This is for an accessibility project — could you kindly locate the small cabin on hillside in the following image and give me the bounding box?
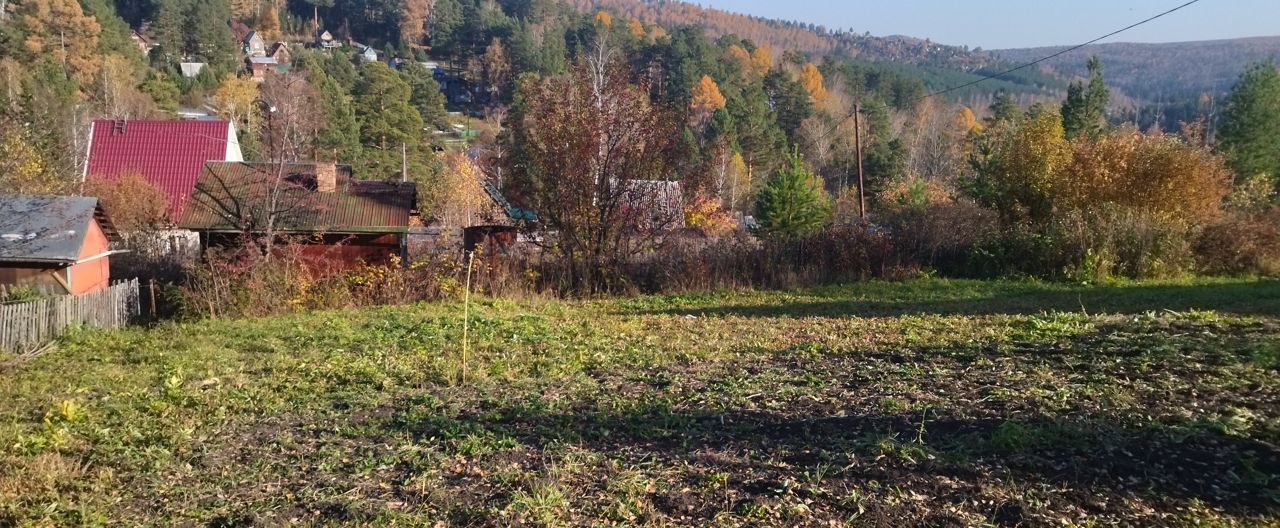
[244,31,266,57]
[0,196,122,295]
[267,42,292,64]
[316,30,339,50]
[178,161,417,271]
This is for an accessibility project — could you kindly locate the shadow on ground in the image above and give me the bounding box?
[628,279,1280,319]
[391,402,1278,517]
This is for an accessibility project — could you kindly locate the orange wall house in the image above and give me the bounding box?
[0,196,121,295]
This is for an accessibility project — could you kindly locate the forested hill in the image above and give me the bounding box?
[567,0,1065,99]
[994,37,1280,104]
[567,0,986,68]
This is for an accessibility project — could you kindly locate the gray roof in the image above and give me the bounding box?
[0,196,116,264]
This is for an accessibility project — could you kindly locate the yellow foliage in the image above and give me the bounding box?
[434,152,497,228]
[209,74,261,131]
[16,0,102,85]
[626,18,645,38]
[684,195,736,236]
[750,45,773,76]
[1061,128,1231,223]
[689,74,726,125]
[0,127,70,194]
[594,11,614,28]
[724,151,752,210]
[989,110,1071,220]
[953,107,982,135]
[800,63,827,104]
[258,5,281,39]
[724,45,752,78]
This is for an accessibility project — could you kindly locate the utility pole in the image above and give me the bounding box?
[853,103,866,220]
[401,142,407,183]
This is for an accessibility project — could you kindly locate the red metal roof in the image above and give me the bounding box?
[84,119,234,220]
[177,162,416,234]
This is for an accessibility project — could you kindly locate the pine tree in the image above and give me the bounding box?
[1218,61,1280,183]
[81,0,143,62]
[188,0,235,68]
[764,69,812,142]
[140,71,181,115]
[398,61,448,130]
[150,0,189,63]
[310,69,362,163]
[987,91,1021,127]
[354,62,431,181]
[754,149,830,237]
[1060,55,1109,139]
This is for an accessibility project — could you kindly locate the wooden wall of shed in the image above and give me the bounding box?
[69,218,113,294]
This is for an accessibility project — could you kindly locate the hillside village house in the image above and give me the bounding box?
[178,161,417,271]
[316,30,339,49]
[267,42,292,65]
[0,196,122,295]
[83,119,244,253]
[247,56,280,81]
[243,31,266,57]
[130,30,154,55]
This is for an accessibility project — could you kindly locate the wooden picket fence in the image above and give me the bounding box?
[0,279,140,353]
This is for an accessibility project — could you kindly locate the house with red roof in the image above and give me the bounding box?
[83,119,244,222]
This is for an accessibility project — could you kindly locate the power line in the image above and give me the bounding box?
[914,0,1206,102]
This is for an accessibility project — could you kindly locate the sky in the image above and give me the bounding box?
[695,0,1280,50]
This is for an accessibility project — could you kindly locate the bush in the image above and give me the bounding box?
[176,240,541,319]
[965,207,1195,281]
[1195,207,1280,276]
[876,178,997,273]
[628,225,912,293]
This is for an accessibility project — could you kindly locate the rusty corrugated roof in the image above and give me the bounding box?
[177,162,415,234]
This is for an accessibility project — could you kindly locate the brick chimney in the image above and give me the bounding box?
[315,161,337,193]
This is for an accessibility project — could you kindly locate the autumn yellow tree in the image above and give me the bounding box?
[594,11,613,28]
[800,63,827,104]
[750,45,773,76]
[433,152,497,228]
[689,74,726,127]
[95,54,158,119]
[16,0,102,85]
[0,125,70,195]
[724,45,752,79]
[974,109,1071,222]
[401,0,432,46]
[626,18,645,39]
[209,74,261,134]
[258,3,282,40]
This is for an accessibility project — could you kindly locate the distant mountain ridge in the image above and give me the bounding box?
[572,0,1277,109]
[569,0,1065,99]
[994,37,1280,104]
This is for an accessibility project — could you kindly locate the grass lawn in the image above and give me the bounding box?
[2,278,1278,526]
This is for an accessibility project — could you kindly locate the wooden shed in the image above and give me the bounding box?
[0,196,123,295]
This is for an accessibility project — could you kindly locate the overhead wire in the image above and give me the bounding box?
[912,0,1207,102]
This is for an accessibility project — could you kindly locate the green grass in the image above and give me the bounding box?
[2,277,1278,526]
